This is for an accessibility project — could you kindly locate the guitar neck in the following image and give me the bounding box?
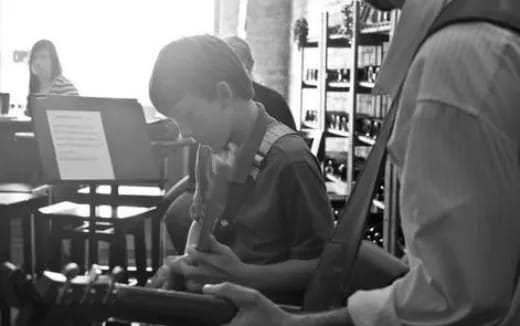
[0,262,301,326]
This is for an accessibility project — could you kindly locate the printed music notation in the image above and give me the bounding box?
[47,110,115,180]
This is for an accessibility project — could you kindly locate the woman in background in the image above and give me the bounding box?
[26,39,79,116]
[28,39,78,96]
[27,39,80,201]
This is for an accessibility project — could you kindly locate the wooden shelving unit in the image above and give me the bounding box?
[298,1,399,251]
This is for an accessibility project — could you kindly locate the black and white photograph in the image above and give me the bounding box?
[0,0,519,325]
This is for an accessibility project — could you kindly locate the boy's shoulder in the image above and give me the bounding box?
[267,133,317,166]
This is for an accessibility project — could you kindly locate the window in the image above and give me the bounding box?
[0,0,215,111]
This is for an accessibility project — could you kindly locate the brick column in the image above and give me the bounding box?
[215,0,241,37]
[245,0,292,100]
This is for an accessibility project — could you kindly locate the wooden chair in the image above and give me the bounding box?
[35,200,156,285]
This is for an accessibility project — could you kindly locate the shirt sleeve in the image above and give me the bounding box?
[348,101,520,326]
[279,155,334,260]
[50,76,79,96]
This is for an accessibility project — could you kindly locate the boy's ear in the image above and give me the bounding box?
[215,81,233,110]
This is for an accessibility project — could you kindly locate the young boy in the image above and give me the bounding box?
[148,35,333,304]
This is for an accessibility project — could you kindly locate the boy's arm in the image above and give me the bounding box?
[240,258,319,291]
[234,158,333,291]
[181,235,319,292]
[280,159,334,262]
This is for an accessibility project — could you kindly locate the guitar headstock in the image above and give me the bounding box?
[0,262,124,326]
[0,262,62,326]
[196,145,230,252]
[36,269,109,304]
[0,262,40,310]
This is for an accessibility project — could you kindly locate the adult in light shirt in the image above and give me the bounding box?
[223,36,297,130]
[202,0,520,325]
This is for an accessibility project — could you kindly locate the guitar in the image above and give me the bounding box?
[189,145,230,252]
[0,262,236,326]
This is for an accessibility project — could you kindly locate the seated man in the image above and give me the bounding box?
[223,36,297,130]
[148,35,334,304]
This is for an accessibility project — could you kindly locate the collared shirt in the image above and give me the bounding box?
[373,0,449,98]
[191,104,334,265]
[348,17,520,326]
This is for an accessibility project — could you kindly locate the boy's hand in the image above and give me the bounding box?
[203,282,293,326]
[184,236,248,286]
[147,255,194,290]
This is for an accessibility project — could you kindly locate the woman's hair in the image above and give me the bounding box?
[149,34,254,115]
[28,39,63,94]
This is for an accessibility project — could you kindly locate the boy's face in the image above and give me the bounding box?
[167,93,233,151]
[31,49,53,80]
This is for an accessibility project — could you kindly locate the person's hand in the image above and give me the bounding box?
[203,282,294,326]
[184,235,248,287]
[147,255,194,290]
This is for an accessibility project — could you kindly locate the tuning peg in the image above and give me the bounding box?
[102,266,125,304]
[87,264,102,281]
[80,264,102,304]
[56,262,80,304]
[110,266,125,283]
[63,262,80,280]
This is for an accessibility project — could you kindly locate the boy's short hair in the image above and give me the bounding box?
[149,34,254,115]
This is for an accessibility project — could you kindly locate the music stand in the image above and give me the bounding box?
[32,95,162,269]
[32,95,160,184]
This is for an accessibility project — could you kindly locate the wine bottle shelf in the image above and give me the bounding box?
[357,134,376,146]
[360,22,391,34]
[302,81,318,89]
[327,128,349,137]
[297,3,396,252]
[358,81,376,89]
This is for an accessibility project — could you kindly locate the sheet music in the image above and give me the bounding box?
[47,110,115,180]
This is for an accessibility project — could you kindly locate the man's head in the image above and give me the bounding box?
[149,35,254,150]
[364,0,405,11]
[223,36,255,77]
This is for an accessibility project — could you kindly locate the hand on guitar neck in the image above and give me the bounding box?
[148,222,247,292]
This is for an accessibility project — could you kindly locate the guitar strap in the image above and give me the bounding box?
[303,0,520,311]
[213,121,296,244]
